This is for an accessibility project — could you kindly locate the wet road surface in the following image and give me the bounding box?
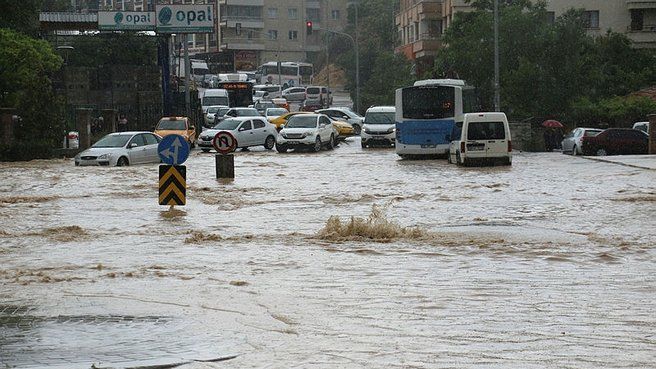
[1,140,655,368]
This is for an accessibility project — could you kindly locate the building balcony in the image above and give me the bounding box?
[395,33,442,59]
[627,0,656,9]
[395,1,442,26]
[626,27,656,48]
[220,16,264,29]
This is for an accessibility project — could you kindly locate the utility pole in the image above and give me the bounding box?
[355,2,360,113]
[493,0,500,112]
[184,34,191,116]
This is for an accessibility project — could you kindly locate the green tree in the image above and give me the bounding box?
[0,28,64,159]
[0,0,42,36]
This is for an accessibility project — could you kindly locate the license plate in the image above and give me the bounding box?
[468,145,484,151]
[287,141,300,145]
[373,136,386,139]
[420,144,436,148]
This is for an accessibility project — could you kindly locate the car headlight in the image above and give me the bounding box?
[363,127,372,134]
[387,127,396,134]
[98,153,111,160]
[303,131,313,138]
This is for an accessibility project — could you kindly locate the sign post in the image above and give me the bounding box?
[158,134,190,206]
[212,131,237,179]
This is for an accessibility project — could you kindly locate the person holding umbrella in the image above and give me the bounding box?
[542,119,564,151]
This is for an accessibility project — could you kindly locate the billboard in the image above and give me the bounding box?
[98,11,156,31]
[155,5,215,34]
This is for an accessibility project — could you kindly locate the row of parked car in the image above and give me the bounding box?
[561,123,651,156]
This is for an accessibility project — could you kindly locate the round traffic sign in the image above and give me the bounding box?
[212,131,237,154]
[158,134,190,165]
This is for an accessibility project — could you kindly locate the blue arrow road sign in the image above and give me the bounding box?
[158,134,190,165]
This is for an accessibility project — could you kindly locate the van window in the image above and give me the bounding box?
[467,121,505,140]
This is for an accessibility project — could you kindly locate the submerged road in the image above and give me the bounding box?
[1,140,655,368]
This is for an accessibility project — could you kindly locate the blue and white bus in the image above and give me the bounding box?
[395,79,477,158]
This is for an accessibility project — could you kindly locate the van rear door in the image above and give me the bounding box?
[465,120,507,158]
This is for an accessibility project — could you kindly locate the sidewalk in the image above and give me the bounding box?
[583,154,656,170]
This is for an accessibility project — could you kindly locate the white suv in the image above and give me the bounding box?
[361,106,396,148]
[276,114,337,152]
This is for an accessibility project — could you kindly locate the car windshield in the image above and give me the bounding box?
[365,112,395,124]
[92,134,131,148]
[213,119,242,130]
[156,119,186,130]
[207,107,221,114]
[286,116,318,128]
[584,130,602,137]
[267,108,287,116]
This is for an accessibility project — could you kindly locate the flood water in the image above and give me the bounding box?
[1,140,655,368]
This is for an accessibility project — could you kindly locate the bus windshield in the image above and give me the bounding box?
[402,86,455,119]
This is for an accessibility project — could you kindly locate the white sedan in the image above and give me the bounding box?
[74,131,161,166]
[276,114,337,153]
[197,116,277,152]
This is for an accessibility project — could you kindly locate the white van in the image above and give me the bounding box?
[448,112,512,166]
[253,84,283,98]
[361,106,396,148]
[201,89,229,111]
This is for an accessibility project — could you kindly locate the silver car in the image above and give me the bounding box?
[282,86,307,101]
[74,132,162,167]
[561,127,603,155]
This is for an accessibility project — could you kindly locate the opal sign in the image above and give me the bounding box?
[98,11,156,31]
[155,5,215,34]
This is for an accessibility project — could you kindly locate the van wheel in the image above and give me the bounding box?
[447,153,452,164]
[264,135,276,150]
[361,141,367,149]
[572,145,578,156]
[456,151,463,166]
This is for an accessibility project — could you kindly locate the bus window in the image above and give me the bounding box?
[402,86,455,119]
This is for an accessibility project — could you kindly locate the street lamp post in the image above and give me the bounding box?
[493,0,500,112]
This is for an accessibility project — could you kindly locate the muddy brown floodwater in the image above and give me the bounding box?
[1,139,655,369]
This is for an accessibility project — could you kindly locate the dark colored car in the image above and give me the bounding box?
[581,128,648,156]
[300,98,323,112]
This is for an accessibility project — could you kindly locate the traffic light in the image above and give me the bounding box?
[236,22,242,36]
[306,21,313,35]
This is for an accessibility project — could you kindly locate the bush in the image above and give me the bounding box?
[0,141,55,161]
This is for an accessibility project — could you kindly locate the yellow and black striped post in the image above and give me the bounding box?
[159,165,186,206]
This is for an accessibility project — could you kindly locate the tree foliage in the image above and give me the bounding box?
[0,0,42,36]
[67,33,158,67]
[434,1,656,125]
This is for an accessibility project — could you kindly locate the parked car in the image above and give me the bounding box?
[581,128,649,156]
[361,106,396,148]
[561,127,603,155]
[276,114,338,153]
[448,112,512,166]
[204,105,229,127]
[154,116,196,148]
[197,116,277,152]
[282,86,307,101]
[75,132,161,167]
[252,90,269,103]
[269,111,311,130]
[633,121,650,135]
[316,107,364,134]
[265,108,289,122]
[328,117,355,139]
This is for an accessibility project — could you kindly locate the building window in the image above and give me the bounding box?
[288,8,298,20]
[226,5,262,19]
[268,7,278,19]
[582,10,599,29]
[268,30,278,40]
[630,9,644,31]
[289,30,298,40]
[331,10,340,20]
[307,8,320,22]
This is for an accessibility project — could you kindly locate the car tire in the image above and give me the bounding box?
[447,153,452,164]
[596,148,607,156]
[572,145,578,156]
[116,157,129,167]
[353,124,361,135]
[314,137,322,152]
[264,135,276,150]
[276,143,288,153]
[361,141,367,149]
[456,151,463,166]
[327,134,335,150]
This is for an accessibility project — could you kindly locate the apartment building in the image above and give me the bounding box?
[219,0,349,70]
[396,0,656,70]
